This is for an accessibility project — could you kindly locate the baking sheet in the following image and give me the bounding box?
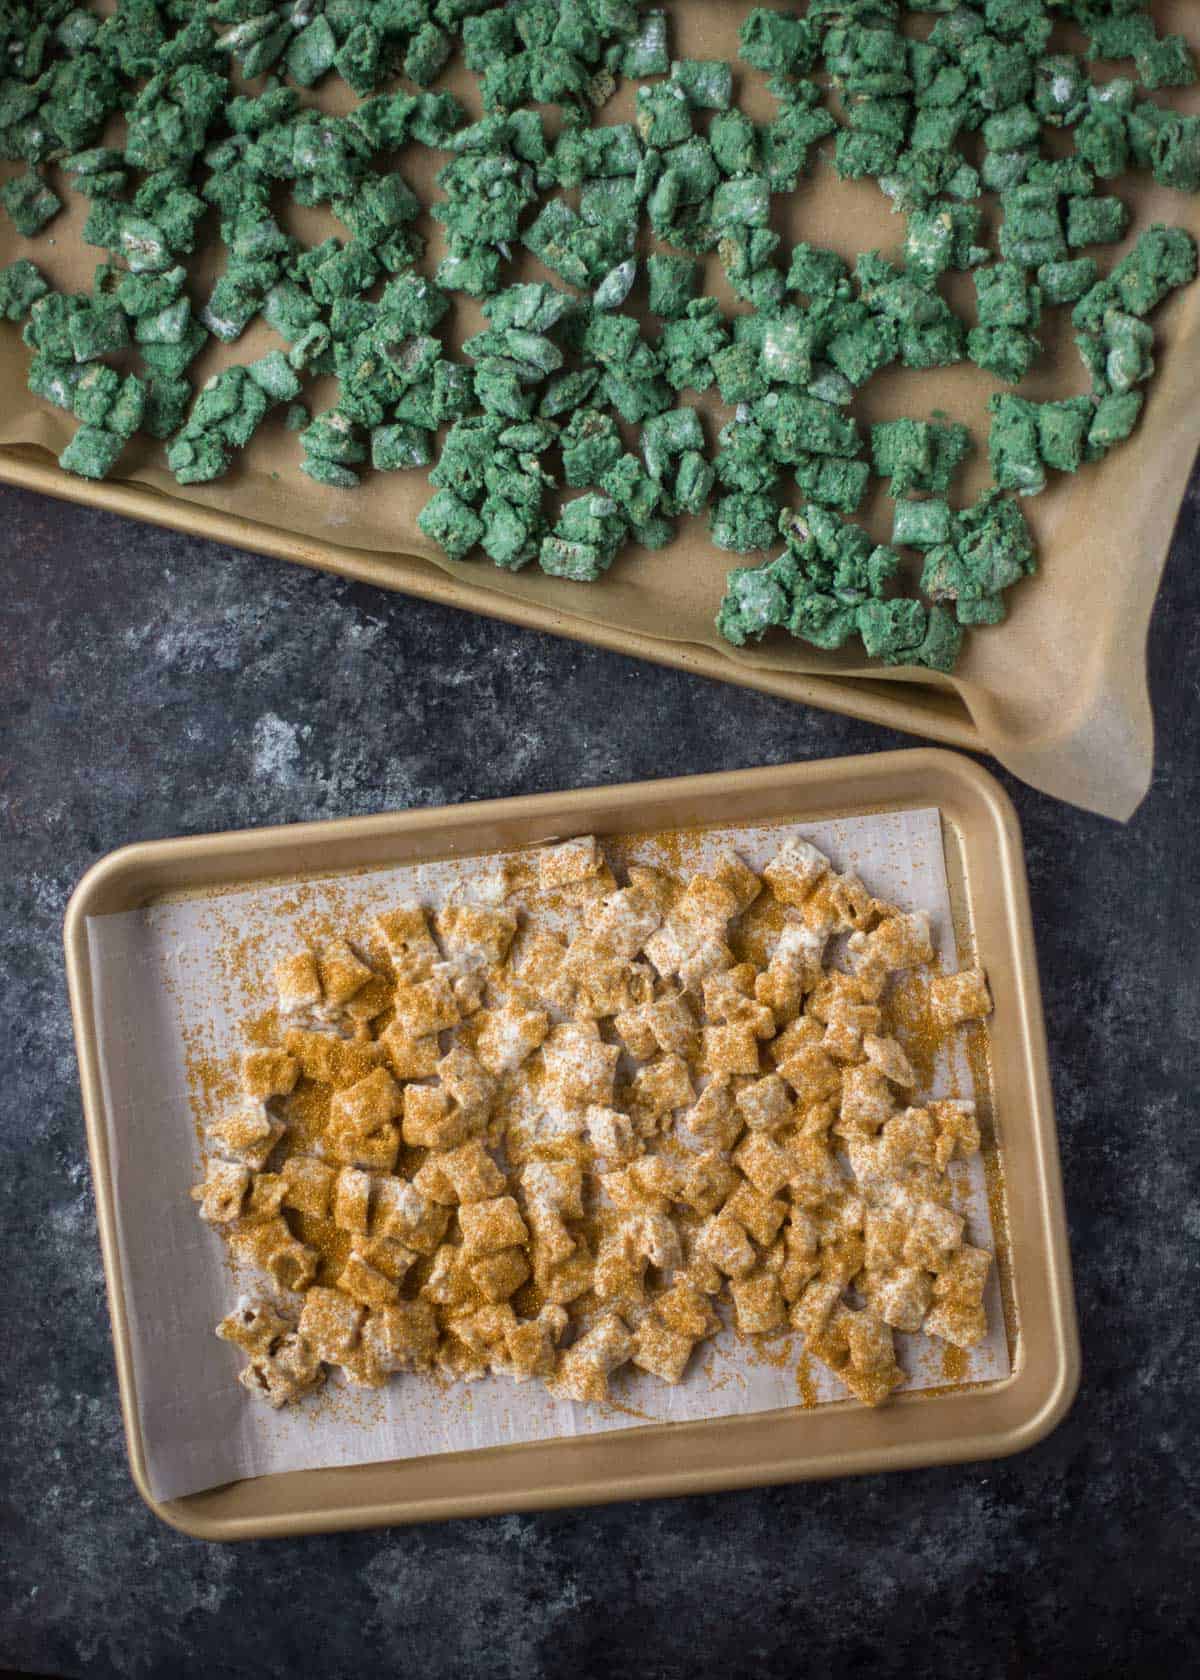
[86,804,1008,1504]
[4,4,1200,818]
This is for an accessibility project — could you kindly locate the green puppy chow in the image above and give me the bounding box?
[1,0,1198,674]
[0,259,48,321]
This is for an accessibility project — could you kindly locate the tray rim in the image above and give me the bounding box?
[63,747,1079,1539]
[3,448,980,751]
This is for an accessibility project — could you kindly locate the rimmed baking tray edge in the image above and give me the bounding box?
[64,747,1078,1539]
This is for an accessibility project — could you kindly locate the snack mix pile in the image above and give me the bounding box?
[192,834,994,1411]
[2,1,1198,669]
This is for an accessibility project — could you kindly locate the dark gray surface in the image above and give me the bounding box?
[1,479,1196,1680]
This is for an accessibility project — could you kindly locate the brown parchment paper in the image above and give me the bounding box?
[2,1,1198,819]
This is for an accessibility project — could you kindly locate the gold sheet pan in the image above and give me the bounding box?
[64,749,1079,1538]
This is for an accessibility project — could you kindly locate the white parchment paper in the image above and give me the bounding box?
[86,806,1009,1502]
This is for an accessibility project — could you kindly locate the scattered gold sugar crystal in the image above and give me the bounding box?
[193,834,994,1412]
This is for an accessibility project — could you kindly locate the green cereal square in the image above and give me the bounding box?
[760,314,813,385]
[68,302,130,363]
[710,110,759,177]
[967,325,1040,384]
[716,561,792,647]
[999,186,1067,265]
[738,9,816,76]
[1037,258,1099,305]
[795,455,869,514]
[927,423,972,494]
[2,171,62,236]
[856,598,927,664]
[892,498,953,549]
[672,59,733,111]
[299,455,359,489]
[673,449,715,515]
[405,23,452,87]
[1088,390,1143,451]
[72,364,120,427]
[367,422,432,472]
[709,491,779,554]
[1034,398,1092,474]
[59,424,124,480]
[711,176,770,231]
[1066,195,1129,249]
[988,395,1046,496]
[648,254,699,319]
[975,262,1039,328]
[872,418,933,495]
[480,496,540,570]
[712,342,768,405]
[786,244,850,299]
[635,82,692,148]
[1137,37,1197,93]
[826,316,898,386]
[286,16,337,86]
[106,375,147,440]
[0,259,48,320]
[622,11,669,79]
[419,488,484,558]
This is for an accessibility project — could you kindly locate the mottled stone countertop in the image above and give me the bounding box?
[1,482,1196,1680]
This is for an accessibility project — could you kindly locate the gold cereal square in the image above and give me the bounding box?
[723,1181,788,1246]
[274,948,322,1015]
[392,972,461,1036]
[681,1078,744,1151]
[362,1301,439,1372]
[333,1166,372,1235]
[318,938,375,1009]
[331,1067,403,1131]
[297,1286,363,1364]
[435,903,518,967]
[930,968,993,1027]
[375,906,439,976]
[241,1048,299,1099]
[762,839,829,905]
[472,1004,549,1077]
[731,1271,786,1335]
[680,1148,740,1215]
[631,1318,696,1385]
[630,1053,694,1120]
[702,1022,761,1076]
[379,1021,441,1079]
[503,1317,558,1381]
[470,1247,532,1303]
[655,1280,720,1339]
[537,836,602,888]
[339,1251,399,1308]
[459,1194,530,1253]
[402,1085,472,1150]
[713,850,762,912]
[733,1133,792,1198]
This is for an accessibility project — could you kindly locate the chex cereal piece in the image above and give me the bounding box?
[553,1315,634,1404]
[631,1318,698,1385]
[298,1286,363,1365]
[929,968,993,1027]
[208,1103,285,1171]
[318,939,375,1012]
[375,906,440,979]
[191,1158,250,1224]
[274,949,322,1018]
[241,1048,299,1099]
